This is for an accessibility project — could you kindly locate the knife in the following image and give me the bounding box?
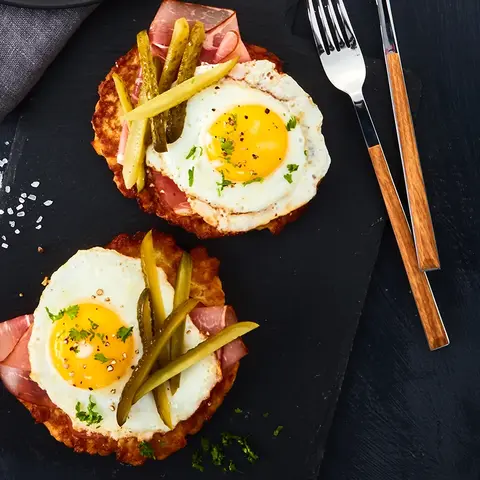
[376,0,440,272]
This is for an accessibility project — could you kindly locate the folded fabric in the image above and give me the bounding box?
[0,4,96,122]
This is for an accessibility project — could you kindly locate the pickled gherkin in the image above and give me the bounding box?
[140,230,166,326]
[158,18,190,94]
[116,299,199,426]
[133,322,259,404]
[112,73,133,118]
[139,231,171,427]
[124,58,239,122]
[167,21,206,143]
[170,252,193,394]
[122,115,148,189]
[121,83,148,191]
[137,288,153,347]
[137,30,167,152]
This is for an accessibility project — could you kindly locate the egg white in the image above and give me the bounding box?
[147,60,331,232]
[29,247,222,441]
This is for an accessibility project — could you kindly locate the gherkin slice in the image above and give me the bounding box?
[124,58,239,122]
[167,21,206,143]
[133,322,259,404]
[137,30,167,152]
[117,299,199,426]
[170,252,193,394]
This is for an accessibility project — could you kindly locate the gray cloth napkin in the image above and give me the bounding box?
[0,4,96,122]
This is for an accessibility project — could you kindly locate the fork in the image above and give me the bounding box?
[307,0,449,350]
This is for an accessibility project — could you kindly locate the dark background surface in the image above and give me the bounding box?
[0,0,478,479]
[321,0,480,479]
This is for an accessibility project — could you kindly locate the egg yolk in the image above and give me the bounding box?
[206,105,288,183]
[50,303,134,390]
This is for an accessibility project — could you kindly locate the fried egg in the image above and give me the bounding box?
[147,60,331,232]
[29,248,221,440]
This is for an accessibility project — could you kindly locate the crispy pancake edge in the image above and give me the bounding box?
[21,230,238,465]
[91,45,306,239]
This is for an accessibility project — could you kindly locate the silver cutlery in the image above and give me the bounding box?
[306,0,449,350]
[376,0,440,272]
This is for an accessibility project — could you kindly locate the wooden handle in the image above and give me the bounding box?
[386,52,440,271]
[368,145,449,350]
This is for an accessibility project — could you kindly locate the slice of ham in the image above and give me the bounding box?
[154,172,193,215]
[149,0,251,63]
[190,306,248,371]
[2,324,32,370]
[0,314,33,362]
[0,365,52,407]
[0,316,53,408]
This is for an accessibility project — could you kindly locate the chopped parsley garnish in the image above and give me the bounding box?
[88,318,99,330]
[75,396,103,426]
[201,437,210,453]
[221,433,259,464]
[70,346,79,354]
[96,332,105,343]
[192,451,204,472]
[217,171,233,195]
[286,115,297,131]
[273,425,284,437]
[234,408,243,414]
[243,177,263,186]
[211,444,225,466]
[116,326,133,343]
[69,328,90,342]
[186,145,203,160]
[263,412,270,418]
[304,149,308,156]
[220,137,234,156]
[188,166,195,187]
[46,304,79,322]
[284,164,299,184]
[225,460,237,472]
[94,353,111,364]
[139,441,156,459]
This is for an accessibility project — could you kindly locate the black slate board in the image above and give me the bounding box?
[0,0,413,478]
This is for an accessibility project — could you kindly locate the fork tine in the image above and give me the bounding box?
[316,0,336,53]
[324,0,346,48]
[331,0,356,47]
[306,0,327,54]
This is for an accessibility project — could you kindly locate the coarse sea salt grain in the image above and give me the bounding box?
[36,216,43,223]
[28,194,36,201]
[1,243,8,249]
[0,158,7,168]
[44,200,53,207]
[1,235,5,241]
[31,181,40,188]
[0,209,3,215]
[17,211,25,217]
[4,141,9,146]
[9,221,14,228]
[5,186,10,193]
[7,208,13,215]
[14,229,20,234]
[18,198,25,204]
[16,204,23,211]
[21,193,27,198]
[35,224,42,230]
